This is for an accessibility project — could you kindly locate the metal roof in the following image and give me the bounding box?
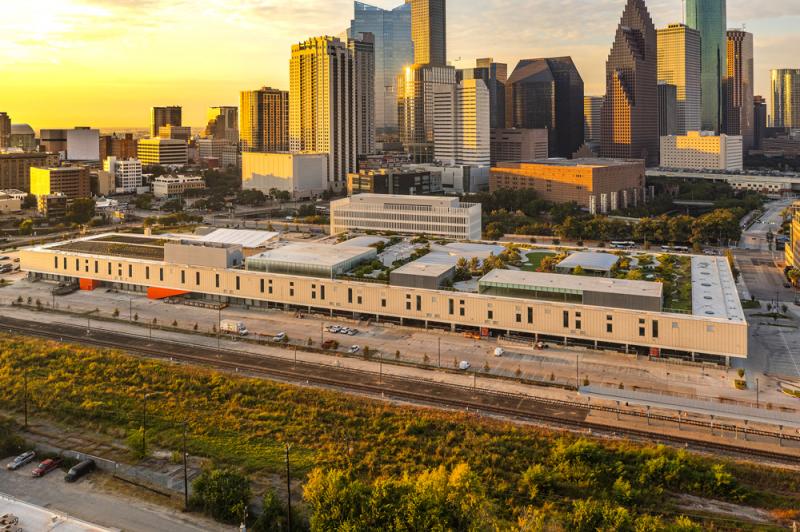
[195,228,278,249]
[479,269,663,298]
[249,243,376,268]
[691,256,745,322]
[556,251,620,272]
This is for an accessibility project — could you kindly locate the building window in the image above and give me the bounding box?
[460,307,465,317]
[159,268,164,281]
[180,271,185,284]
[416,295,421,311]
[527,307,533,324]
[75,259,79,270]
[652,320,659,338]
[236,276,240,290]
[260,279,265,293]
[357,296,363,305]
[196,272,201,286]
[563,311,569,328]
[145,266,150,280]
[488,310,494,320]
[381,299,387,307]
[406,301,411,311]
[515,313,521,323]
[63,257,67,270]
[107,262,111,274]
[321,285,326,300]
[348,288,353,303]
[639,326,646,337]
[449,299,454,315]
[129,265,133,277]
[269,280,273,294]
[606,323,613,333]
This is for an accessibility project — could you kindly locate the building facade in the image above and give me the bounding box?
[150,106,182,138]
[398,64,457,163]
[584,96,603,143]
[137,138,188,166]
[506,57,585,158]
[158,125,191,141]
[433,78,490,168]
[0,152,59,191]
[0,112,10,149]
[103,157,142,192]
[66,127,100,161]
[240,87,289,153]
[411,0,446,67]
[348,1,413,134]
[490,128,549,165]
[686,0,727,132]
[205,106,239,144]
[490,158,645,214]
[349,34,377,156]
[39,129,67,155]
[600,0,659,166]
[753,95,767,149]
[459,59,507,130]
[725,30,754,150]
[30,166,91,200]
[347,168,440,195]
[99,133,138,161]
[660,131,743,171]
[152,175,205,198]
[197,139,238,168]
[771,69,800,129]
[786,202,800,270]
[9,125,36,152]
[657,82,678,136]
[241,152,328,199]
[330,193,482,240]
[657,23,702,135]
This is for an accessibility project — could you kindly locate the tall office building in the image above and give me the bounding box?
[349,34,377,155]
[411,0,446,66]
[771,69,800,129]
[657,23,701,135]
[99,133,138,161]
[205,106,239,144]
[724,30,754,150]
[240,87,289,153]
[348,1,412,134]
[0,113,10,149]
[458,59,507,130]
[658,83,678,136]
[398,0,455,163]
[753,95,767,149]
[506,57,584,158]
[433,78,490,167]
[150,106,182,138]
[290,36,373,188]
[600,0,659,165]
[686,0,727,132]
[584,96,603,143]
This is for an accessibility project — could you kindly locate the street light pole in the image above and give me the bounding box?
[756,377,760,408]
[23,369,28,428]
[182,421,189,511]
[285,444,292,532]
[576,354,580,389]
[438,337,441,368]
[217,307,221,349]
[142,392,148,456]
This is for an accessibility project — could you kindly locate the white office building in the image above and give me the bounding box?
[241,152,328,199]
[152,175,205,198]
[660,131,743,171]
[433,78,490,169]
[330,193,482,240]
[66,127,100,161]
[103,157,142,192]
[137,138,188,167]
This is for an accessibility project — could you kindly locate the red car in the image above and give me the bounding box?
[32,458,62,478]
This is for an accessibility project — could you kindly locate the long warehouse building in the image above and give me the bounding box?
[19,233,747,363]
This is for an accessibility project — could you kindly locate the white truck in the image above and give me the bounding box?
[220,320,248,336]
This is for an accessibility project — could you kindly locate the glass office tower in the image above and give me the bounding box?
[349,1,413,134]
[686,0,727,133]
[771,69,800,129]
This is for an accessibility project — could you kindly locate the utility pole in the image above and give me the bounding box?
[217,307,221,349]
[183,421,189,511]
[438,337,441,368]
[576,354,580,389]
[23,369,28,428]
[142,391,148,456]
[285,444,292,532]
[756,377,760,408]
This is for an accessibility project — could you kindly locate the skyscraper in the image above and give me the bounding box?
[398,0,455,163]
[771,69,800,129]
[433,78,490,167]
[686,0,727,132]
[290,36,373,188]
[458,59,507,130]
[240,87,289,153]
[349,33,377,155]
[150,106,182,138]
[657,23,701,135]
[753,95,767,149]
[658,82,678,136]
[348,1,412,134]
[506,57,584,158]
[600,0,659,165]
[584,96,603,143]
[0,113,10,149]
[205,106,239,144]
[724,30,754,150]
[411,0,446,66]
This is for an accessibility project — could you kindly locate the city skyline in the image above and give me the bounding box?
[1,0,797,128]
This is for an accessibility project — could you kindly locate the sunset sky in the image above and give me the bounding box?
[1,0,797,129]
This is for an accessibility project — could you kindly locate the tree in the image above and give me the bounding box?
[236,189,267,207]
[162,198,185,213]
[572,265,586,276]
[66,198,96,224]
[787,268,800,287]
[18,218,33,235]
[22,194,36,209]
[190,469,252,524]
[126,427,146,459]
[134,194,154,210]
[252,488,295,532]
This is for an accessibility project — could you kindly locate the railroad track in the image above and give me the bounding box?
[1,315,799,466]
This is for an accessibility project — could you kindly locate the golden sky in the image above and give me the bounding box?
[1,0,797,129]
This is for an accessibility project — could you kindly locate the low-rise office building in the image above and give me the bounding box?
[158,125,192,141]
[246,243,376,279]
[0,152,59,190]
[0,191,22,213]
[347,168,440,196]
[19,233,749,363]
[30,166,91,200]
[137,138,188,166]
[490,128,549,165]
[36,193,67,217]
[197,139,238,168]
[65,127,100,161]
[152,175,205,198]
[490,158,645,214]
[330,194,482,240]
[660,131,743,171]
[103,157,142,192]
[241,152,327,199]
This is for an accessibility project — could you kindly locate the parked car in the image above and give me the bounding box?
[329,326,341,333]
[493,347,505,357]
[6,450,35,470]
[220,320,248,336]
[458,360,471,370]
[348,345,360,354]
[347,329,358,336]
[338,327,350,335]
[32,458,62,478]
[272,332,287,342]
[65,459,96,482]
[0,256,9,261]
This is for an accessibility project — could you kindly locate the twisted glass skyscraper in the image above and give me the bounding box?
[686,0,726,133]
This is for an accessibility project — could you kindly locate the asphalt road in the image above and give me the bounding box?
[0,460,227,532]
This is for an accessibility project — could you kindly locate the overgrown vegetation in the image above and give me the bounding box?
[0,336,798,529]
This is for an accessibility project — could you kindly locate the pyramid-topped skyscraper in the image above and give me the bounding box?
[600,0,659,166]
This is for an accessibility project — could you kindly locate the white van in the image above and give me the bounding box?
[220,320,248,336]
